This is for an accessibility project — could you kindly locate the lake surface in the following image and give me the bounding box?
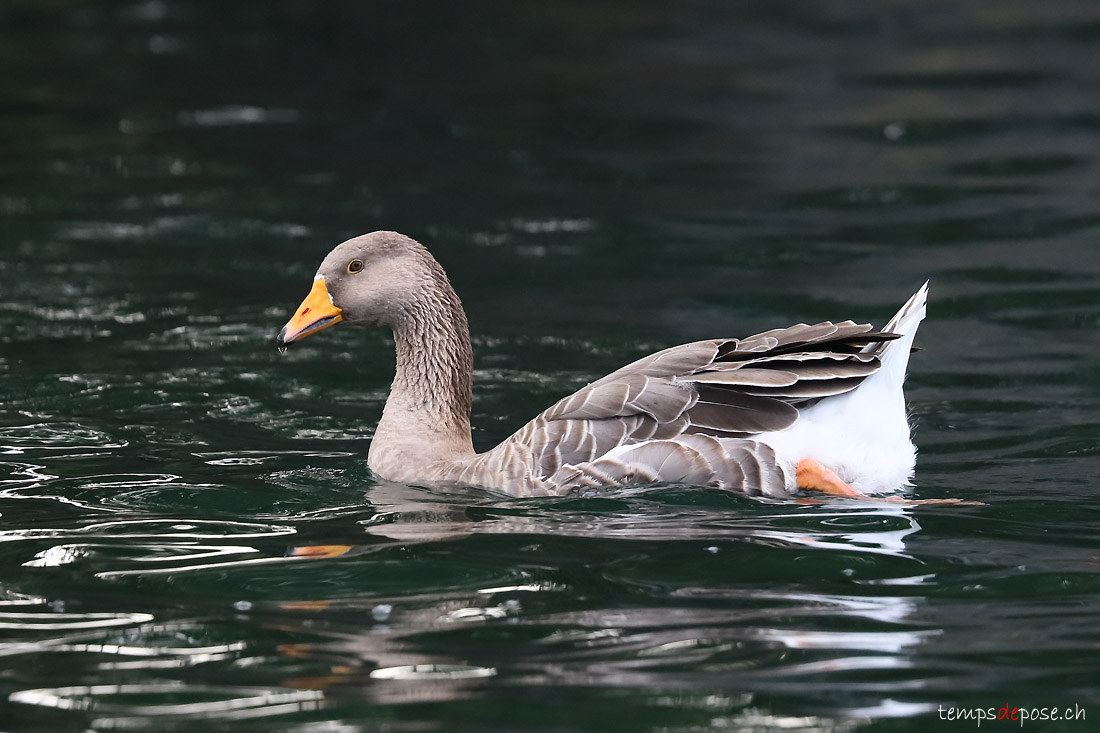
[2,1,1099,731]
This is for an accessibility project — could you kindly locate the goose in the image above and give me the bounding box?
[276,231,946,502]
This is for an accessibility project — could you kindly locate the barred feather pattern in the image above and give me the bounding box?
[453,320,902,497]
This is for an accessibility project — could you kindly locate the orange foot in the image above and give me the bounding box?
[796,458,861,497]
[794,458,983,505]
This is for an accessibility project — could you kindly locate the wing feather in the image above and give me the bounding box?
[488,318,900,493]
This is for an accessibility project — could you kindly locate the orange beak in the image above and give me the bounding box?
[277,277,343,349]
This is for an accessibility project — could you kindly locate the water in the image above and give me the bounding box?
[2,1,1099,730]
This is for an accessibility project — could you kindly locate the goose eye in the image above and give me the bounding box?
[347,259,364,274]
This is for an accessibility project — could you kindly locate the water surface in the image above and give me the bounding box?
[2,1,1099,731]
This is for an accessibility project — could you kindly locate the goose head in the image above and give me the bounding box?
[276,231,436,348]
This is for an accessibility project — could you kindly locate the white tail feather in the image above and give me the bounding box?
[863,279,928,408]
[754,283,929,492]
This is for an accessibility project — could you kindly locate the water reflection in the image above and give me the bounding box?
[2,452,1089,723]
[10,682,324,722]
[0,423,126,455]
[0,460,57,488]
[0,586,48,606]
[0,611,155,631]
[5,480,941,713]
[1,518,295,542]
[358,481,925,551]
[162,486,934,709]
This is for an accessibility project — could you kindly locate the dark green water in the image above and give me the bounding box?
[2,1,1099,731]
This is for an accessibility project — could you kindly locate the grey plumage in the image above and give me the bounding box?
[466,324,900,497]
[279,231,923,500]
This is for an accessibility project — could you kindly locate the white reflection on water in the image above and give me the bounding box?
[0,619,242,659]
[369,664,497,680]
[0,611,154,630]
[2,636,244,670]
[1,518,294,543]
[97,552,326,579]
[10,681,323,718]
[477,583,563,594]
[2,517,300,577]
[750,506,922,557]
[439,602,520,623]
[758,628,937,653]
[24,543,260,568]
[0,461,57,486]
[0,470,225,514]
[22,543,87,567]
[360,480,924,556]
[0,586,47,606]
[0,422,126,455]
[87,642,244,670]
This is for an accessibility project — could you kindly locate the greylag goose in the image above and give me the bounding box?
[277,231,931,500]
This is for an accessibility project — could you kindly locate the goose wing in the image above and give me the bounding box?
[488,320,899,488]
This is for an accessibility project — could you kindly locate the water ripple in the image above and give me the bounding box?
[1,518,294,542]
[369,664,497,681]
[0,422,126,455]
[9,682,324,719]
[3,0,1100,728]
[0,611,154,631]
